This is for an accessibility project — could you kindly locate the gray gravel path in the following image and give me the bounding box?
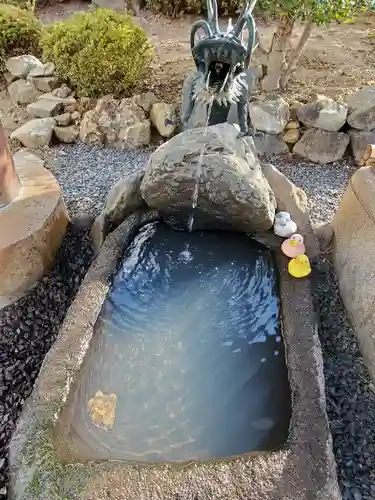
[47,143,357,225]
[1,143,374,500]
[266,154,358,225]
[46,143,155,217]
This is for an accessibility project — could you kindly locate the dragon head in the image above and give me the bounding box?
[190,0,257,107]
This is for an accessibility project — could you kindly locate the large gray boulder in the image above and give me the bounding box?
[90,170,146,254]
[140,123,276,233]
[7,79,40,105]
[80,95,151,150]
[10,118,55,149]
[293,128,349,164]
[249,96,289,135]
[345,85,375,113]
[347,105,375,131]
[253,132,289,155]
[349,129,375,165]
[296,96,347,132]
[5,55,43,78]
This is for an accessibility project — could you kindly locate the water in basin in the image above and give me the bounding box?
[57,222,291,462]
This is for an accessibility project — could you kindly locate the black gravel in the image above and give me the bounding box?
[0,144,374,500]
[0,224,94,499]
[312,259,375,500]
[271,153,375,500]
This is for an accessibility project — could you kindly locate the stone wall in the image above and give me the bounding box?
[6,55,375,164]
[5,55,179,151]
[249,91,375,164]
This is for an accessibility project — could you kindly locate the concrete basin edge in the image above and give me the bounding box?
[8,218,341,500]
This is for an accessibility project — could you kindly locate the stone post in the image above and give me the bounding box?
[0,133,69,309]
[0,122,21,206]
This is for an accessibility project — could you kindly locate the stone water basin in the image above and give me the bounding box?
[9,210,341,500]
[55,222,291,463]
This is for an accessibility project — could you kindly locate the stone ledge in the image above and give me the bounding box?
[5,51,375,165]
[9,211,340,500]
[0,151,69,308]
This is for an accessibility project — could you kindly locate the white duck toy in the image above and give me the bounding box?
[273,211,297,238]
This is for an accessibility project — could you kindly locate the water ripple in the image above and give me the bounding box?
[60,223,291,462]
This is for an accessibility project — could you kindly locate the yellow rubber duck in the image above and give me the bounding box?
[288,254,311,279]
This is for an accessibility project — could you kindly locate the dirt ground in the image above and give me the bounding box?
[2,2,375,136]
[37,2,375,102]
[136,11,375,104]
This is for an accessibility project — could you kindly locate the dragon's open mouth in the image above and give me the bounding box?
[205,61,232,93]
[193,59,246,107]
[192,36,248,106]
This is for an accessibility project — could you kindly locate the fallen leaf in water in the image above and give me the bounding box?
[87,390,117,430]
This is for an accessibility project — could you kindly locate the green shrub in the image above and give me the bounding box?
[144,0,201,15]
[144,0,269,16]
[0,0,35,10]
[144,0,251,16]
[40,8,155,97]
[0,3,41,73]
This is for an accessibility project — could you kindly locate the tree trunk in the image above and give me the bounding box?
[280,19,314,89]
[261,15,294,92]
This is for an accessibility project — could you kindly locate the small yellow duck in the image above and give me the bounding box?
[288,254,312,279]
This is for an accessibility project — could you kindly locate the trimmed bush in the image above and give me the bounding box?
[0,3,41,73]
[40,8,155,97]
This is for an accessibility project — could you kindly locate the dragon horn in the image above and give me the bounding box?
[232,0,257,38]
[206,0,219,34]
[244,13,256,69]
[190,20,213,53]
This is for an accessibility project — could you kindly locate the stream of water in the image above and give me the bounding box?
[187,97,214,232]
[57,223,291,463]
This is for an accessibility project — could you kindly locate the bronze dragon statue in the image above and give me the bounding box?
[181,0,258,137]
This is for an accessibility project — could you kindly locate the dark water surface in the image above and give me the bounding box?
[59,223,291,462]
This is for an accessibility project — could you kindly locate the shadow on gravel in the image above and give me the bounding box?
[312,257,375,500]
[0,223,94,499]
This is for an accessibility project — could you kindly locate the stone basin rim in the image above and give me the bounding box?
[8,208,341,500]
